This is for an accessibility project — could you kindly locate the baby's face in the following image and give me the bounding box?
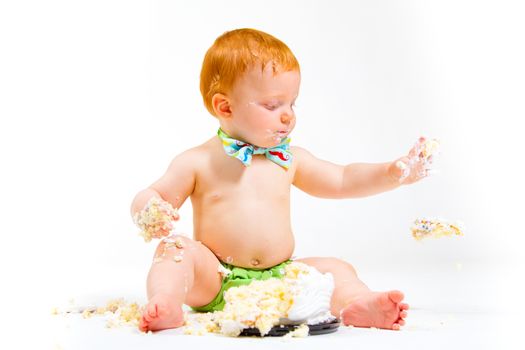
[227,64,300,148]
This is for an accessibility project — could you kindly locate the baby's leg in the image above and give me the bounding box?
[297,257,408,330]
[139,235,222,332]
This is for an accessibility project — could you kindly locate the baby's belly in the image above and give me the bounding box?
[193,203,295,269]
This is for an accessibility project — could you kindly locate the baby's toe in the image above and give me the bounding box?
[139,317,149,331]
[387,290,404,304]
[147,304,159,318]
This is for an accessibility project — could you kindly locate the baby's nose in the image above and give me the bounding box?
[281,113,294,124]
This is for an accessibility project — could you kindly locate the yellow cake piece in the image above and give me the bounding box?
[133,197,179,242]
[420,139,440,160]
[67,298,143,328]
[411,218,464,240]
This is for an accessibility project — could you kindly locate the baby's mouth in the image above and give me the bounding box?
[275,130,290,140]
[266,129,290,143]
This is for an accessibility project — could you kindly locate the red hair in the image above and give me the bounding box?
[200,28,300,116]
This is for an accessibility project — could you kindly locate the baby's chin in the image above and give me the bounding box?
[255,139,285,148]
[253,134,290,148]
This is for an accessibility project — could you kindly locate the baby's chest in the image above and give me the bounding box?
[197,156,293,199]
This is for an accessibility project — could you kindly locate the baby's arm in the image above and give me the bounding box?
[130,149,197,237]
[292,139,431,199]
[292,147,399,198]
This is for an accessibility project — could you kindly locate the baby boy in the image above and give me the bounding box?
[131,28,431,332]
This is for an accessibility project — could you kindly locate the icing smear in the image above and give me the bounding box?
[282,264,335,325]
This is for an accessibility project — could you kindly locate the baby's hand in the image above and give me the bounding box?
[134,197,180,242]
[389,137,440,185]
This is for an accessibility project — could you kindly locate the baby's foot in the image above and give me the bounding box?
[139,293,184,332]
[340,290,409,330]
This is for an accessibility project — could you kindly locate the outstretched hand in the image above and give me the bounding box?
[388,137,439,185]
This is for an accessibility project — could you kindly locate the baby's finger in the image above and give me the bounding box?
[395,157,411,182]
[152,228,171,239]
[408,137,426,158]
[395,158,409,172]
[414,164,428,180]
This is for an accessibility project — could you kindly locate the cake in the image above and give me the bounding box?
[419,138,440,161]
[184,262,335,337]
[53,298,143,329]
[411,218,464,240]
[133,197,179,242]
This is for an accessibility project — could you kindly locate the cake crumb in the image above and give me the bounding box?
[217,264,232,277]
[134,197,179,242]
[411,218,464,240]
[82,309,94,319]
[174,237,185,248]
[70,298,144,329]
[284,324,309,338]
[420,138,440,159]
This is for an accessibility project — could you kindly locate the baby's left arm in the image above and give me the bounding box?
[292,138,434,198]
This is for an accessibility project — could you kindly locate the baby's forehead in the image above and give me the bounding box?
[244,62,290,79]
[237,64,300,94]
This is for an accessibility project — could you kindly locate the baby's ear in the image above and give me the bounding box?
[212,93,232,118]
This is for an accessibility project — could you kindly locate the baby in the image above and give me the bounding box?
[131,28,432,332]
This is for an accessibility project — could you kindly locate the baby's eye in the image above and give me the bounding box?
[264,103,280,111]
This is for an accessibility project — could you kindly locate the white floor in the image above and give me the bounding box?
[44,261,522,350]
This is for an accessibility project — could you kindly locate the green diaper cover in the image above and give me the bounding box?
[191,260,292,313]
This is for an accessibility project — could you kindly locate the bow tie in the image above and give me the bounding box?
[217,128,293,170]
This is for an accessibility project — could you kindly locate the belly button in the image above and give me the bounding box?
[250,259,260,267]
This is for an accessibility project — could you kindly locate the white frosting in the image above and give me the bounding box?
[185,262,335,337]
[219,319,245,337]
[283,264,335,325]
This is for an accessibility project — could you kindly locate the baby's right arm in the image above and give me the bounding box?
[130,149,198,239]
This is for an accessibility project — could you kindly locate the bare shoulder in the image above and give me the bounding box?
[166,137,215,171]
[290,145,313,169]
[288,145,311,181]
[149,137,216,202]
[290,145,311,160]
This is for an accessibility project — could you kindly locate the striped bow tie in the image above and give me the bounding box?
[217,128,292,170]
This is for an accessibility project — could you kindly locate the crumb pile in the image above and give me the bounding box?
[411,218,464,240]
[52,298,143,329]
[133,197,179,242]
[82,298,143,328]
[184,262,335,337]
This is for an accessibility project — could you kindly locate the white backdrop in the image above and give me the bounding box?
[1,0,524,329]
